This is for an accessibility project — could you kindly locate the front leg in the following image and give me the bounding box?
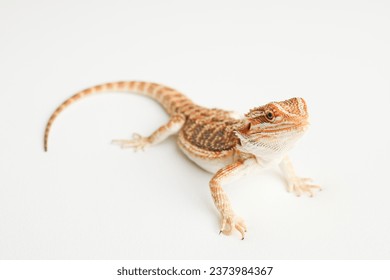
[210,157,257,239]
[279,156,321,197]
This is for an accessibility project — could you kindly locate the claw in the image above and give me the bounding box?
[219,215,247,239]
[235,223,246,240]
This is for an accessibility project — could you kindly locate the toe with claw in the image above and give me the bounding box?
[288,177,321,197]
[219,214,247,240]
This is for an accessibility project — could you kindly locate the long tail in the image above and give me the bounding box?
[43,81,193,152]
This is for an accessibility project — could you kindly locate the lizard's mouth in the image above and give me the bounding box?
[235,120,309,148]
[238,120,309,136]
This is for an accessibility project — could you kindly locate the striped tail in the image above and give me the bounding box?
[43,81,193,151]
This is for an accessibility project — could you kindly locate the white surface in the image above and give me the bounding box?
[1,0,389,259]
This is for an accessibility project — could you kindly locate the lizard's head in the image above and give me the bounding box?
[235,97,309,156]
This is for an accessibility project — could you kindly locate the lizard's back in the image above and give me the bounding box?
[177,106,242,173]
[180,107,240,152]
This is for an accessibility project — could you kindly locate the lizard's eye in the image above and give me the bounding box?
[265,111,274,121]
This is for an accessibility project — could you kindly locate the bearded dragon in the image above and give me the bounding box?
[44,81,320,239]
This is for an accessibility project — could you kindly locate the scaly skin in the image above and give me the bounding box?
[44,81,320,239]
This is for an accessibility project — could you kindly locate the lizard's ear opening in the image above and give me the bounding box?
[237,121,251,134]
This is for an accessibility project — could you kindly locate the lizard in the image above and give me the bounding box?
[43,81,320,239]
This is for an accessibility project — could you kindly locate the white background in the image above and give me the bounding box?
[1,0,389,259]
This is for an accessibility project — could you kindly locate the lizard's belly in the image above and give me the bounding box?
[177,134,235,173]
[182,151,234,173]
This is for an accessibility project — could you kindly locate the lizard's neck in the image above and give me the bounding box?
[235,128,306,166]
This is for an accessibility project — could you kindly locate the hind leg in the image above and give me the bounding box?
[112,114,185,151]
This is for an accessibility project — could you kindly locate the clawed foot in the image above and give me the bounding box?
[288,177,321,197]
[219,214,247,240]
[112,133,150,151]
